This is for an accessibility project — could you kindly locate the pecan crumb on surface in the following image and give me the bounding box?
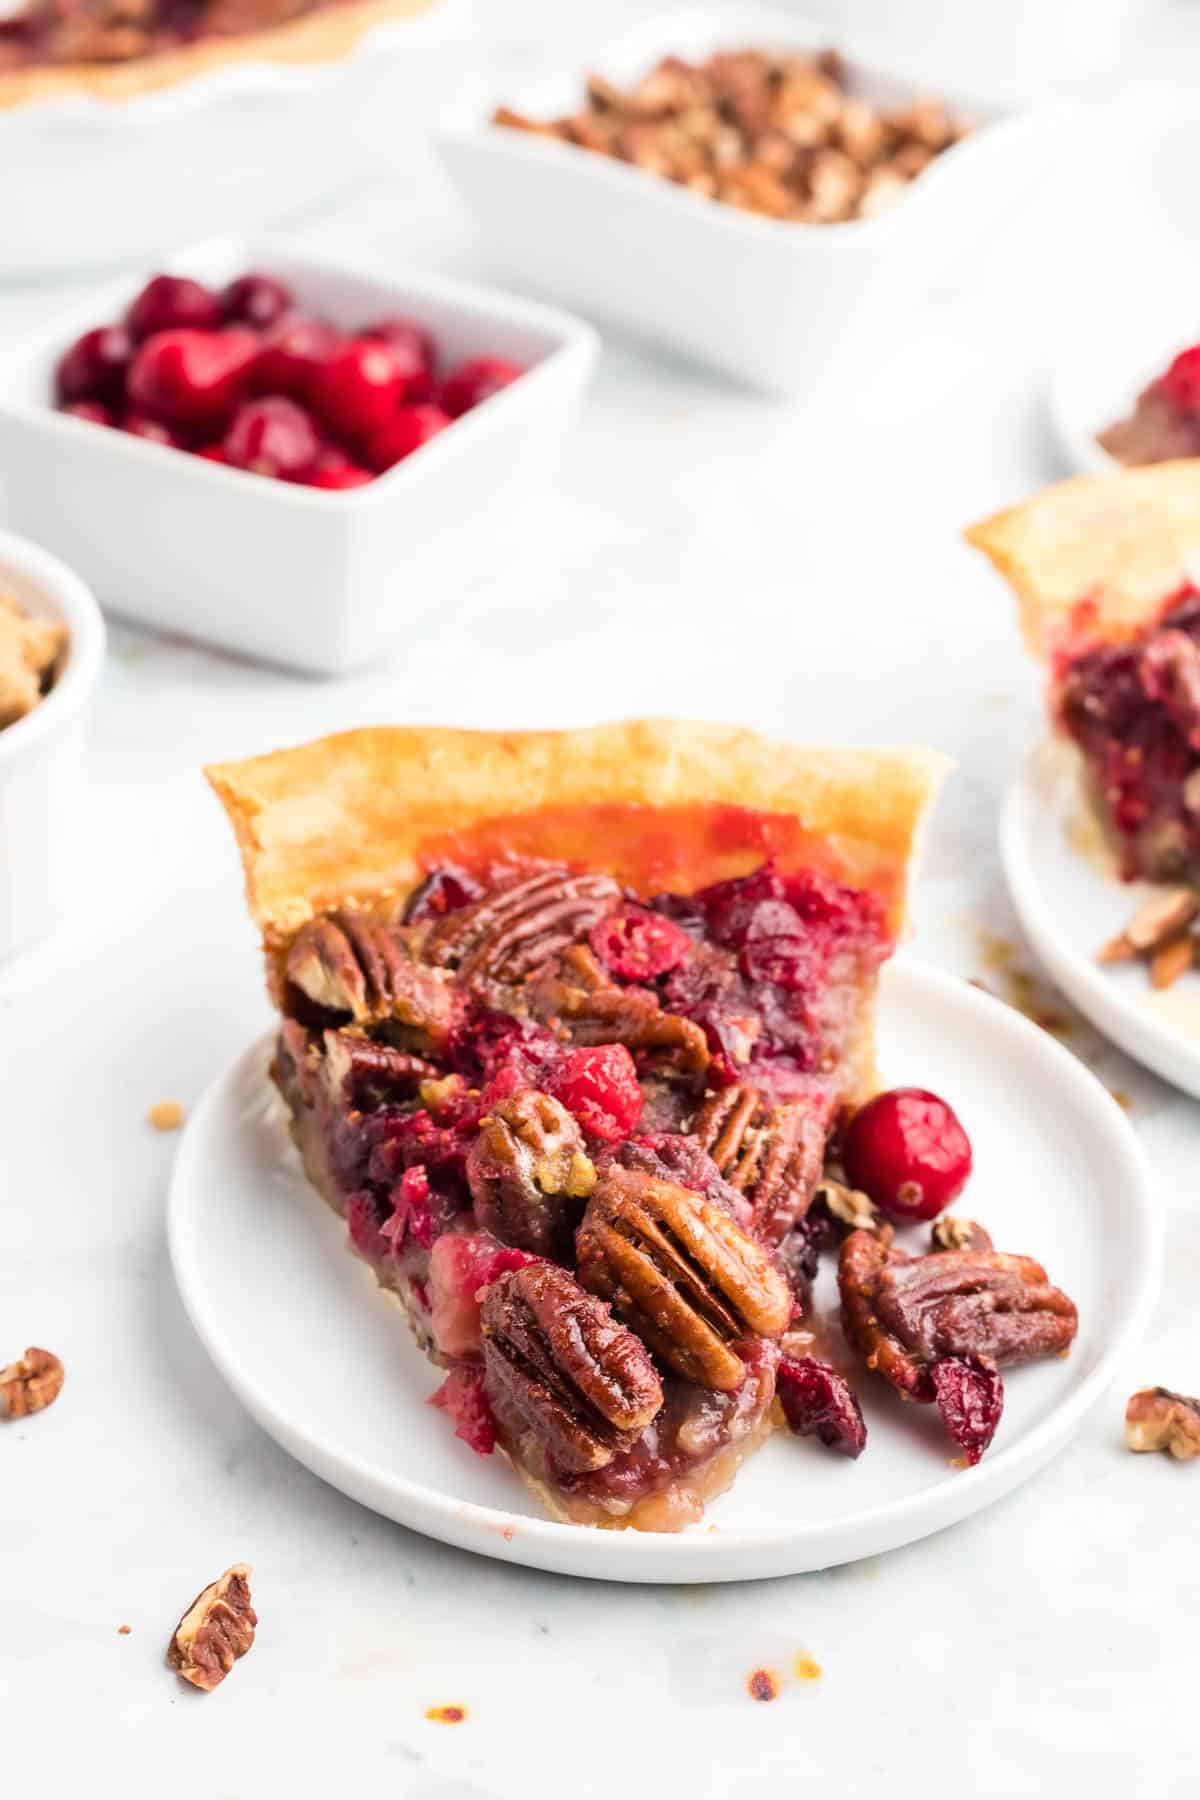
[425,1704,467,1724]
[1125,1386,1200,1461]
[166,1564,256,1691]
[930,1215,993,1254]
[793,1653,822,1681]
[0,1347,64,1418]
[117,1625,132,1636]
[814,1177,878,1232]
[148,1099,186,1131]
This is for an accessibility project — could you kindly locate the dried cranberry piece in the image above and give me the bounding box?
[776,1355,867,1457]
[549,1044,643,1143]
[589,907,692,981]
[382,1164,438,1252]
[449,1008,560,1089]
[429,1366,497,1456]
[842,1087,973,1223]
[428,1231,543,1357]
[928,1355,1003,1466]
[403,865,485,923]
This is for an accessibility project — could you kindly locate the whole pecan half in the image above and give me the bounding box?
[466,1089,597,1260]
[838,1229,1076,1463]
[0,1347,64,1419]
[576,1166,791,1391]
[166,1564,256,1692]
[693,1085,826,1245]
[1125,1386,1200,1460]
[287,910,456,1048]
[481,1264,663,1473]
[428,866,621,985]
[320,1029,437,1111]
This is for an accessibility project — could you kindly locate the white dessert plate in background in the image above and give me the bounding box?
[1004,738,1200,1097]
[1048,295,1200,478]
[168,956,1158,1583]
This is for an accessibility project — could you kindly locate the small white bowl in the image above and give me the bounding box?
[0,0,467,281]
[0,238,598,676]
[0,531,105,963]
[433,4,1084,396]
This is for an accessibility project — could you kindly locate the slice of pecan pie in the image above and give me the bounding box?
[207,720,948,1531]
[968,463,1200,893]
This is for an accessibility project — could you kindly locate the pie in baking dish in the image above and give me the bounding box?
[207,719,1076,1528]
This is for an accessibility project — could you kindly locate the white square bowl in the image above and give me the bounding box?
[0,239,598,676]
[433,3,1084,396]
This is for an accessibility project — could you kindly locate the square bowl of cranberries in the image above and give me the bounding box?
[0,239,597,674]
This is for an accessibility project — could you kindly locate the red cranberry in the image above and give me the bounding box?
[365,402,451,472]
[307,464,374,490]
[590,908,691,981]
[311,338,407,440]
[222,272,293,331]
[439,355,523,418]
[60,400,113,426]
[125,273,222,340]
[223,395,320,481]
[1160,345,1200,416]
[121,412,186,448]
[55,325,132,407]
[195,443,228,463]
[381,1164,437,1252]
[549,1043,643,1143]
[127,327,257,431]
[428,1366,496,1456]
[362,316,437,400]
[251,317,339,402]
[842,1087,973,1223]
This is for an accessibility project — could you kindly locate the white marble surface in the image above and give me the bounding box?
[4,5,1200,1794]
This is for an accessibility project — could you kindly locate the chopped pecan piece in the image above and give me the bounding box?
[287,911,456,1047]
[532,973,710,1080]
[776,1355,866,1457]
[481,1264,662,1473]
[166,1565,256,1692]
[428,866,620,985]
[813,1178,880,1234]
[576,1166,791,1391]
[930,1216,993,1254]
[1125,1386,1200,1460]
[0,1347,63,1418]
[1098,888,1199,988]
[693,1085,826,1245]
[467,1089,596,1260]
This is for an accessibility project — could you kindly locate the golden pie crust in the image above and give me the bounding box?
[0,0,437,110]
[966,461,1200,658]
[207,719,948,944]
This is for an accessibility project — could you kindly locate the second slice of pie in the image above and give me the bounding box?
[207,719,948,1530]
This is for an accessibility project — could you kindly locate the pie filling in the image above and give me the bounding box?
[271,852,890,1528]
[1054,584,1200,883]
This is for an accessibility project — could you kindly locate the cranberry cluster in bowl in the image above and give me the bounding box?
[54,270,525,490]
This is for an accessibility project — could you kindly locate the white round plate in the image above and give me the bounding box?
[1048,294,1200,478]
[168,958,1158,1584]
[1004,738,1200,1098]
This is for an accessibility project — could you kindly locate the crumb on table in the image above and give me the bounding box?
[148,1099,185,1131]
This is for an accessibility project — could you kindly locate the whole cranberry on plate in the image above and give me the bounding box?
[842,1086,973,1223]
[127,327,258,432]
[55,325,132,408]
[223,273,293,332]
[366,403,451,472]
[126,274,223,340]
[223,397,320,481]
[439,355,523,418]
[312,339,408,440]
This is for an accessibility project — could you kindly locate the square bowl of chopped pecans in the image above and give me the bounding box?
[434,5,1082,395]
